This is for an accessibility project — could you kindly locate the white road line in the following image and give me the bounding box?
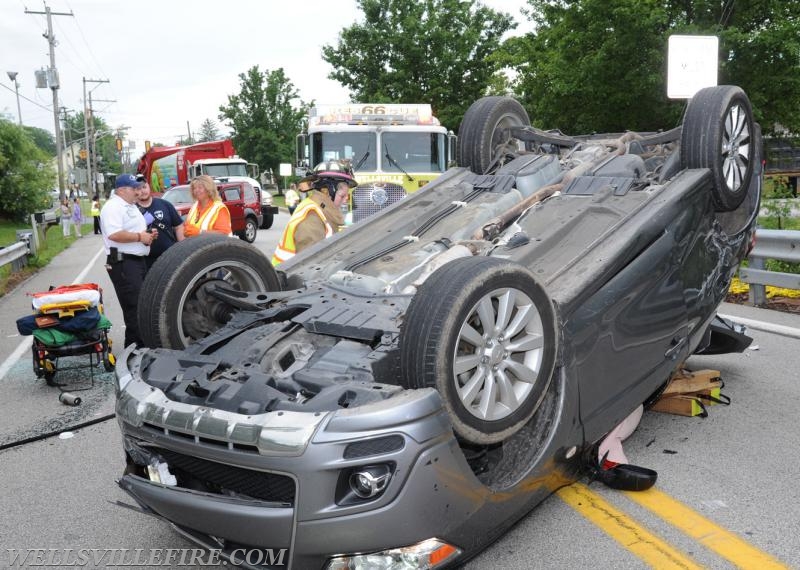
[719,313,800,340]
[0,247,106,381]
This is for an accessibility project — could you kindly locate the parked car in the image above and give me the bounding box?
[116,86,761,569]
[162,180,262,243]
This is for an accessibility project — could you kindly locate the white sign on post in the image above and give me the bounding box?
[667,35,719,99]
[279,163,292,177]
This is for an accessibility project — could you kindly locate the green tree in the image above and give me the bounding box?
[219,66,308,177]
[322,0,515,130]
[23,126,56,157]
[63,111,122,172]
[0,119,55,220]
[508,0,800,134]
[197,118,220,142]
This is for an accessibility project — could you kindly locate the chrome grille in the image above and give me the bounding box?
[352,182,406,222]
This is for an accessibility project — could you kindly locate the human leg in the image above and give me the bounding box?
[106,257,147,347]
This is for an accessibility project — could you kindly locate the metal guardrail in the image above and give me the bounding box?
[739,229,800,306]
[0,241,30,273]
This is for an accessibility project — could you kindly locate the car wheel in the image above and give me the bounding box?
[238,217,258,243]
[138,235,281,349]
[458,96,531,175]
[400,257,558,445]
[681,85,755,212]
[260,213,274,230]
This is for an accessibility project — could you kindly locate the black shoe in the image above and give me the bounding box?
[593,462,658,491]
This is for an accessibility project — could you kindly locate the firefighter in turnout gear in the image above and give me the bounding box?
[272,162,357,265]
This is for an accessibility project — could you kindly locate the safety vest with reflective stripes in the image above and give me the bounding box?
[272,198,333,265]
[185,200,232,236]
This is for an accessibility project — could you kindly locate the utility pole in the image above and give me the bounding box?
[60,106,76,182]
[26,3,73,201]
[186,120,193,144]
[91,96,116,196]
[83,77,109,197]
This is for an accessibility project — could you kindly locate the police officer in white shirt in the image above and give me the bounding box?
[100,174,158,347]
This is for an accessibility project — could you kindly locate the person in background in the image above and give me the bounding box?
[284,183,300,215]
[272,162,356,265]
[150,171,161,194]
[184,175,232,237]
[59,198,72,238]
[100,174,157,347]
[91,195,102,235]
[136,175,185,269]
[71,198,83,238]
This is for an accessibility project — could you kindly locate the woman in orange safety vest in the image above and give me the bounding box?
[184,175,232,237]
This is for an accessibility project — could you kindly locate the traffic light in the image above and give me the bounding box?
[145,140,151,152]
[115,138,123,152]
[79,149,87,160]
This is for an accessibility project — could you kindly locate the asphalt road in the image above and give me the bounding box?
[1,213,799,569]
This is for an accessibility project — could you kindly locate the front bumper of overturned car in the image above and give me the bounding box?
[114,346,488,569]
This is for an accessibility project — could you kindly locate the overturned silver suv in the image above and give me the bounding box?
[116,86,760,569]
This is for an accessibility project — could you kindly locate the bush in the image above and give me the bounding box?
[0,119,55,220]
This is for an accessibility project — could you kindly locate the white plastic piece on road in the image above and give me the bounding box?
[718,313,800,340]
[58,432,74,440]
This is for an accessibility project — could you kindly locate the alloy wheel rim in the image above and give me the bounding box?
[452,287,545,421]
[722,103,750,194]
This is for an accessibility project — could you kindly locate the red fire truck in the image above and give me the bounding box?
[136,139,241,193]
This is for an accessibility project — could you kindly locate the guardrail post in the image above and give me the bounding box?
[748,256,767,307]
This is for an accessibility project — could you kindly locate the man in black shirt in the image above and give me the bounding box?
[135,175,185,270]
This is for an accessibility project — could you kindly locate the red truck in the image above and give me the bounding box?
[136,140,237,192]
[136,139,279,228]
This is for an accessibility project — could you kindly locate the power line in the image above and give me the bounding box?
[54,17,96,77]
[0,81,53,112]
[65,1,110,81]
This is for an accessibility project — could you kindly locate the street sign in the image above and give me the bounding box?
[279,163,292,177]
[667,35,719,99]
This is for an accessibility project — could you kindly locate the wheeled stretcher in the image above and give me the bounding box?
[17,283,115,388]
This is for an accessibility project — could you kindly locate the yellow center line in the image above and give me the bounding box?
[557,483,702,569]
[625,487,789,569]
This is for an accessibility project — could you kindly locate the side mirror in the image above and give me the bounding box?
[447,131,458,168]
[296,133,308,166]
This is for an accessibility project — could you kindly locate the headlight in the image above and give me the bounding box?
[324,538,461,570]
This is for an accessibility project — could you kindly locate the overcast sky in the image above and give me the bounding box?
[1,0,531,157]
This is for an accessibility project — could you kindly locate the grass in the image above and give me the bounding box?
[0,201,94,296]
[271,194,286,208]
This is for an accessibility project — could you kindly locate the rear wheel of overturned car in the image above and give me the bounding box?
[400,257,558,445]
[681,85,755,212]
[138,235,281,349]
[238,216,258,243]
[458,96,531,175]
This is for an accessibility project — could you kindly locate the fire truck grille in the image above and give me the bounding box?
[352,183,406,222]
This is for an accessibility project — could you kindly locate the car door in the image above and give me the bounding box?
[221,184,245,231]
[567,218,691,442]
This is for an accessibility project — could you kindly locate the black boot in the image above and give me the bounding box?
[588,450,657,492]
